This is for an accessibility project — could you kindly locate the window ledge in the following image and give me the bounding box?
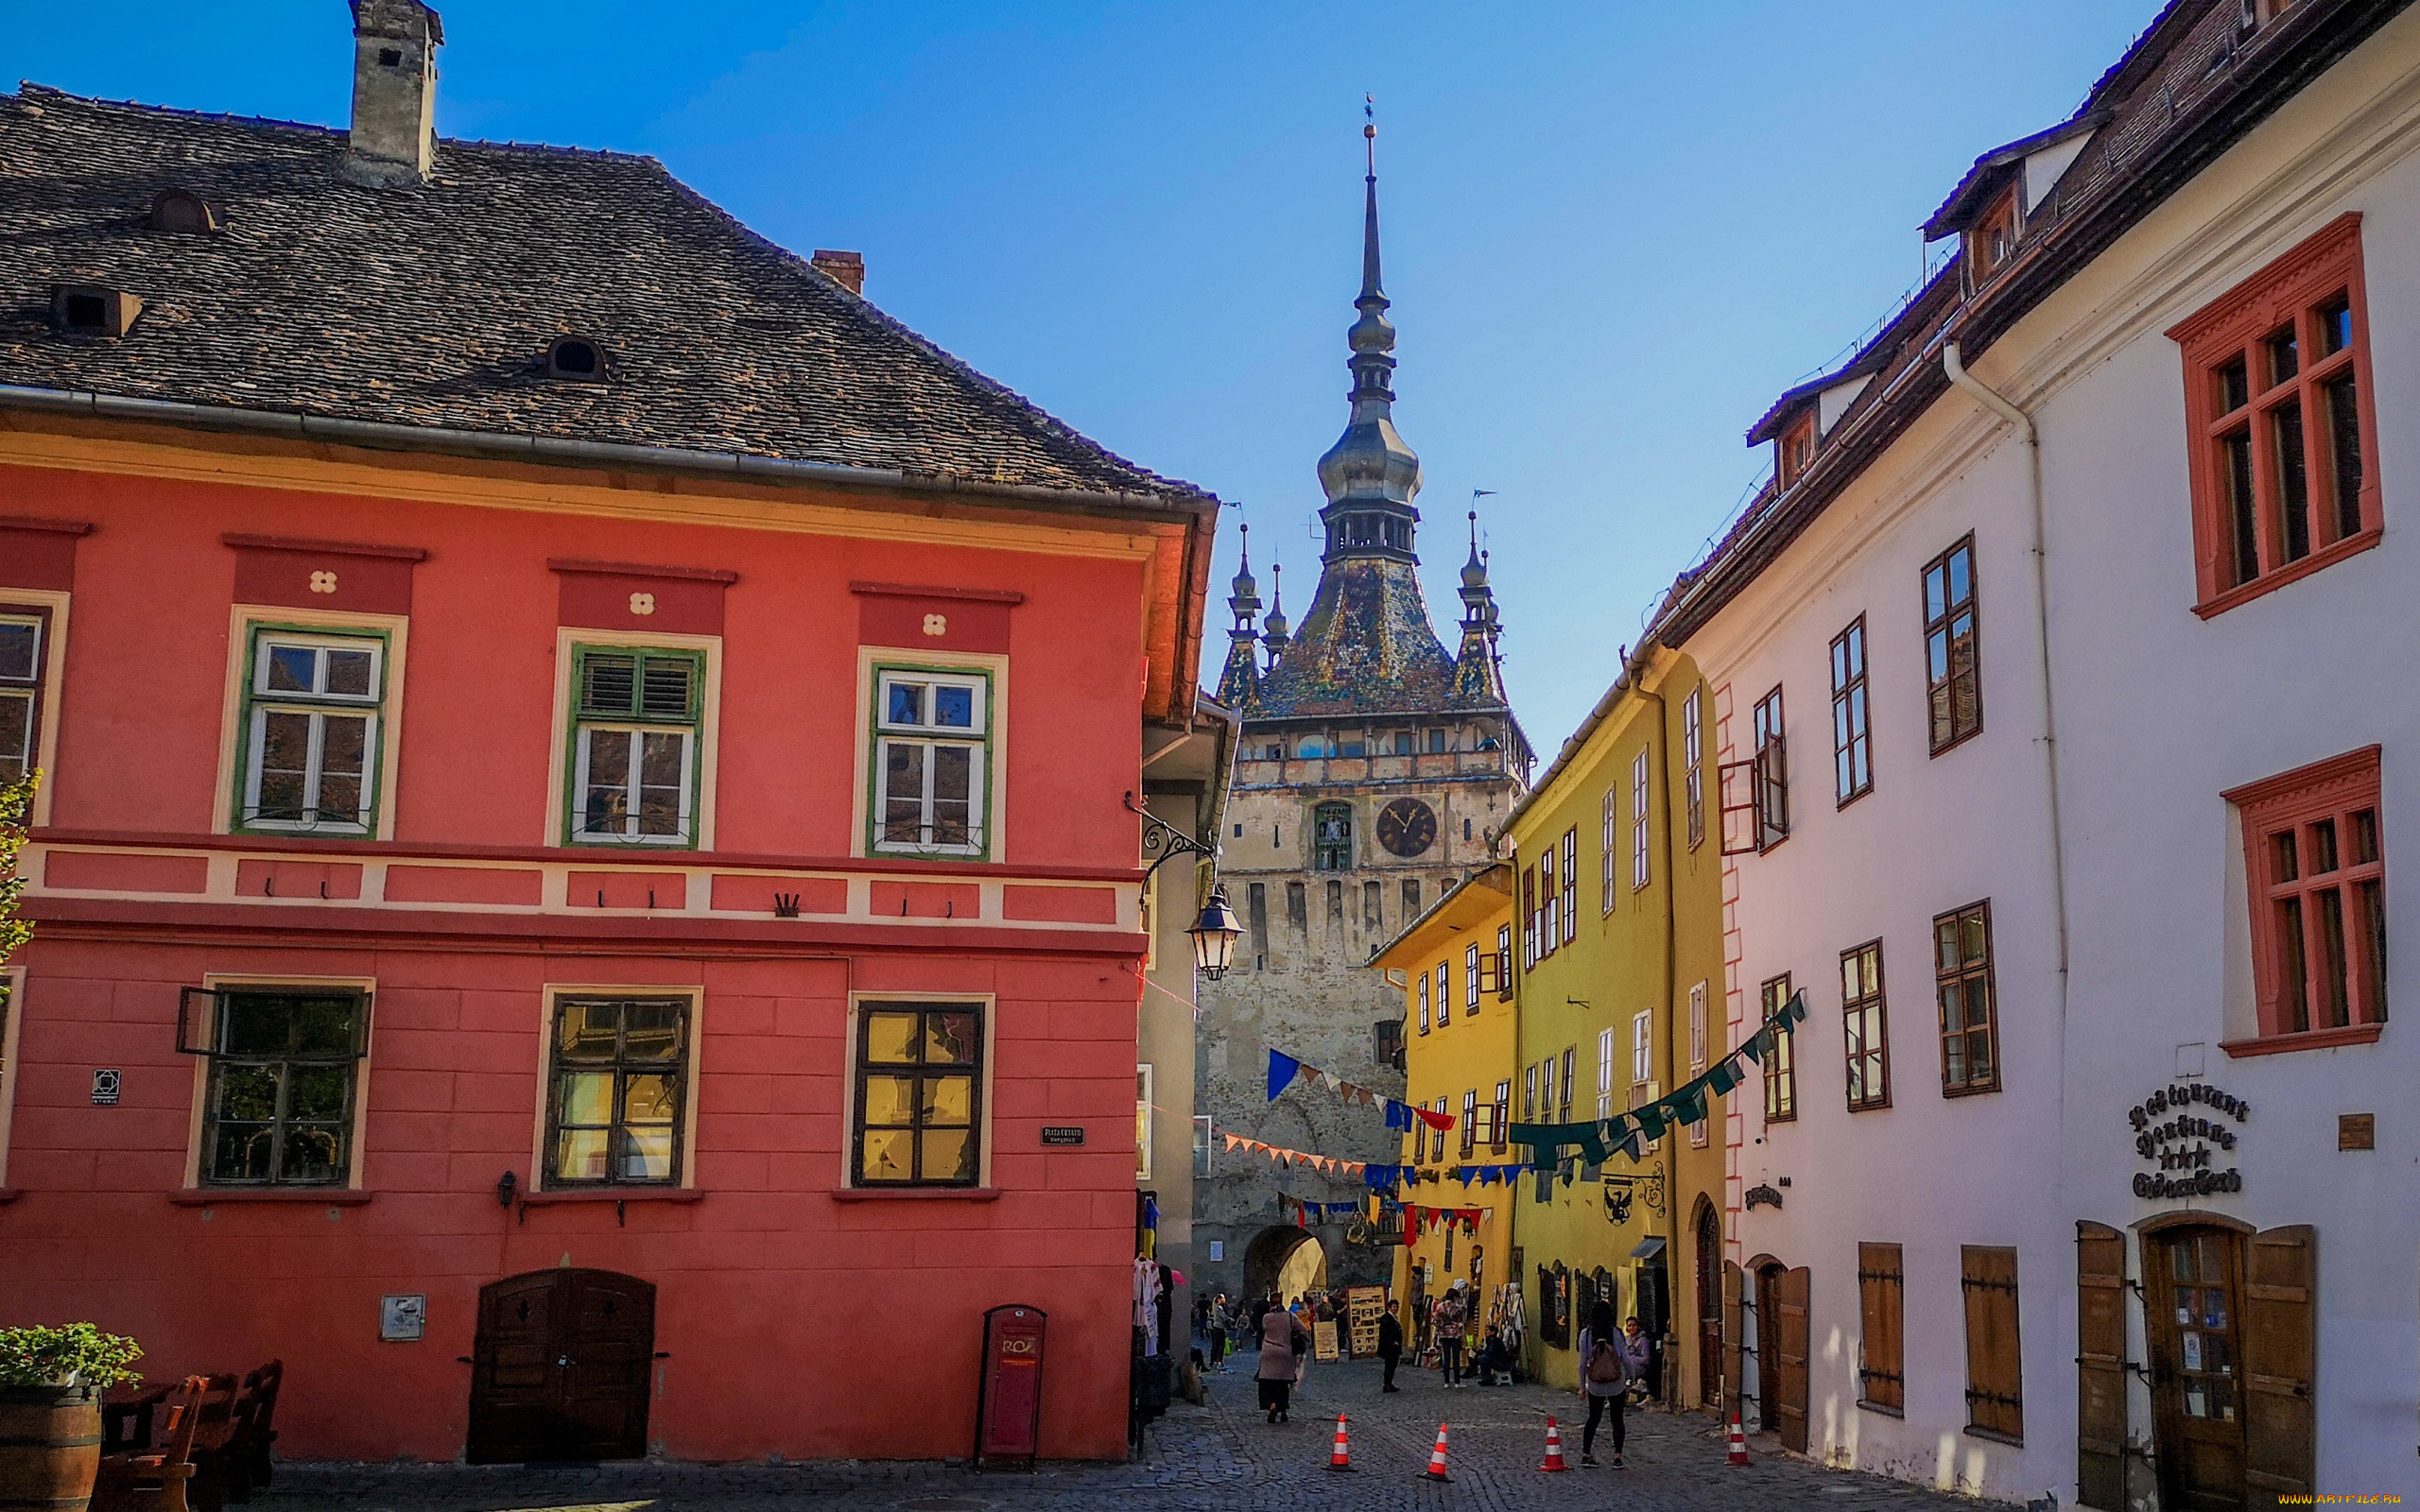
[1962,1426,2024,1449]
[1856,1400,1905,1418]
[168,1188,372,1206]
[520,1187,704,1205]
[0,1188,20,1205]
[831,1186,1002,1203]
[2194,528,2382,619]
[2221,1022,2382,1058]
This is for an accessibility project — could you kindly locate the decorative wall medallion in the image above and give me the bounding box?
[1375,797,1438,857]
[628,592,656,616]
[309,571,338,593]
[923,613,949,637]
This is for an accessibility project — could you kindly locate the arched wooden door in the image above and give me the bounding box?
[1694,1201,1723,1408]
[467,1268,656,1464]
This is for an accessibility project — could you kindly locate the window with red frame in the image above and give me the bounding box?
[2168,215,2380,615]
[1541,846,1559,959]
[2225,747,2384,1047]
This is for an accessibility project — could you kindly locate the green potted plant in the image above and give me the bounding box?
[0,1323,143,1512]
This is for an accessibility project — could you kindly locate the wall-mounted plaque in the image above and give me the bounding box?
[1040,1126,1086,1146]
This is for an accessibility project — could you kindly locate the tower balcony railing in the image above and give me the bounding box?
[1232,747,1514,788]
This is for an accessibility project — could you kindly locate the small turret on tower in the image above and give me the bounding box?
[1453,511,1507,704]
[1260,561,1291,665]
[1216,524,1265,707]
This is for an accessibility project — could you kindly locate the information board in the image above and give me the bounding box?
[1345,1285,1387,1359]
[1313,1320,1340,1362]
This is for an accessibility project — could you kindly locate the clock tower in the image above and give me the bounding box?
[1194,130,1530,1302]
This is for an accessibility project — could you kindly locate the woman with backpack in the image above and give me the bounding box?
[1576,1299,1629,1468]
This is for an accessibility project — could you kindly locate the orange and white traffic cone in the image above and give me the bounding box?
[1538,1416,1569,1472]
[1420,1422,1453,1482]
[1326,1414,1356,1472]
[1726,1410,1751,1466]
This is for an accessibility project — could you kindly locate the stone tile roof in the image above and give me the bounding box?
[0,85,1211,502]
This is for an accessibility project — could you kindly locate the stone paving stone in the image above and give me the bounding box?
[254,1358,1990,1511]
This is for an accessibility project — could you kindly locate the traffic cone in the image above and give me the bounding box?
[1726,1410,1751,1466]
[1420,1422,1452,1482]
[1538,1416,1569,1472]
[1326,1414,1356,1472]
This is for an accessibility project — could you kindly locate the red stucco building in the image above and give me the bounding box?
[0,1,1219,1465]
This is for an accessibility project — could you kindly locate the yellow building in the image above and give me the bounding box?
[1370,864,1517,1352]
[1504,644,1727,1407]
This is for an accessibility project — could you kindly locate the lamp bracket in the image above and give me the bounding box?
[1125,791,1218,881]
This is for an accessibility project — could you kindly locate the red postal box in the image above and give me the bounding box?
[973,1304,1047,1469]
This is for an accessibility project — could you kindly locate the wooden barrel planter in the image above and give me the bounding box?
[0,1385,101,1512]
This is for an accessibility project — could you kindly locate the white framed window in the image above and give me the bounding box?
[873,667,992,856]
[1685,685,1705,850]
[0,608,52,789]
[236,628,387,834]
[1561,829,1578,945]
[1136,1063,1154,1180]
[1632,748,1651,889]
[1192,1113,1214,1177]
[1596,1028,1616,1121]
[1417,971,1431,1034]
[1600,787,1617,914]
[1689,980,1708,1070]
[1632,1010,1653,1085]
[1464,944,1480,1012]
[1435,961,1450,1026]
[568,645,703,846]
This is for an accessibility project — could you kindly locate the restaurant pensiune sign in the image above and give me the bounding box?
[2129,1081,2249,1199]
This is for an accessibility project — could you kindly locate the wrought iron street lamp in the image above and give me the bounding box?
[1186,887,1244,980]
[1123,790,1237,978]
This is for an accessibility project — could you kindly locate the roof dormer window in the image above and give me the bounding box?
[52,284,142,338]
[545,335,607,382]
[149,189,222,233]
[1778,411,1817,488]
[1968,187,2021,285]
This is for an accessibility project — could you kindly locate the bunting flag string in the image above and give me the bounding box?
[1509,988,1808,1165]
[1266,1047,1453,1130]
[1221,1131,1368,1177]
[1359,1160,1532,1192]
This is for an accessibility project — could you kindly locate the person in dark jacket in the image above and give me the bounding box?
[1376,1299,1404,1392]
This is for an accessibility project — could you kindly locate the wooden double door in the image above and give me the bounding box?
[467,1268,656,1464]
[2139,1225,2315,1511]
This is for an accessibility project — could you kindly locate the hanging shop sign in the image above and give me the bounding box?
[2129,1080,2249,1199]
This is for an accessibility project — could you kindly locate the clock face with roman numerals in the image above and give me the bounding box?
[1375,798,1439,858]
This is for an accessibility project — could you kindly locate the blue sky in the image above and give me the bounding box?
[6,2,2158,750]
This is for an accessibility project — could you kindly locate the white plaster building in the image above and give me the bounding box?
[1656,1,2419,1504]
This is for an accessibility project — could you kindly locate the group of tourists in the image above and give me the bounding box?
[1192,1281,1652,1465]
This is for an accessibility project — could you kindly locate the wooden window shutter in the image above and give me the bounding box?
[1961,1245,2024,1442]
[2075,1222,2129,1509]
[1857,1243,1904,1411]
[1721,1260,1744,1410]
[2241,1225,2316,1497]
[1775,1265,1811,1452]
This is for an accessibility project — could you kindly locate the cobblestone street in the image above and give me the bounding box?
[255,1358,1990,1512]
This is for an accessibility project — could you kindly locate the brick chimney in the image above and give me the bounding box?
[812,249,866,296]
[345,0,443,187]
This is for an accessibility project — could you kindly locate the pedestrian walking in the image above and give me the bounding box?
[1376,1299,1404,1393]
[1434,1283,1468,1387]
[1258,1295,1311,1423]
[1208,1293,1230,1370]
[1577,1300,1630,1468]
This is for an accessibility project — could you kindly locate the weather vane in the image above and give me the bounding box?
[1364,94,1376,176]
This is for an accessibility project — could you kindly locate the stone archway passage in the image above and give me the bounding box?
[1244,1225,1327,1304]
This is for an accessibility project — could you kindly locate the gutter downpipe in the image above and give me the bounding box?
[1940,341,2071,1022]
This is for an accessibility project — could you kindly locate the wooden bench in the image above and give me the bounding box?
[91,1375,209,1512]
